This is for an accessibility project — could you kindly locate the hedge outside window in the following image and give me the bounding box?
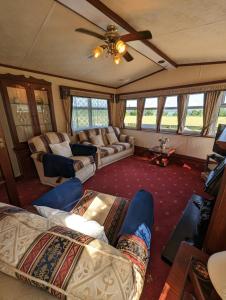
[184,93,204,133]
[141,97,158,129]
[160,96,178,131]
[124,99,137,128]
[71,96,109,130]
[217,92,226,129]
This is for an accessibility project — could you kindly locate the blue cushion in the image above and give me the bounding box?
[119,189,154,247]
[32,178,83,212]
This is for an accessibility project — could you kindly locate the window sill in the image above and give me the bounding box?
[123,128,215,138]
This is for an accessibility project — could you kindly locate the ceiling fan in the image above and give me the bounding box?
[75,25,152,65]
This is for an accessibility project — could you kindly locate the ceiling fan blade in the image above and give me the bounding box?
[75,28,105,40]
[123,51,134,62]
[120,30,152,42]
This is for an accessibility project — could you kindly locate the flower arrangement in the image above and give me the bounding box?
[159,137,169,150]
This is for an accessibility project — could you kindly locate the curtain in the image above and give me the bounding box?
[108,99,115,126]
[62,96,72,135]
[156,96,166,132]
[137,98,145,130]
[202,91,224,136]
[177,94,189,134]
[117,100,126,129]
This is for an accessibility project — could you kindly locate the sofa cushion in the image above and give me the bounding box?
[28,132,70,154]
[71,190,129,244]
[107,132,119,144]
[32,177,83,211]
[90,134,105,146]
[34,206,109,243]
[49,140,73,157]
[99,143,132,158]
[0,203,144,300]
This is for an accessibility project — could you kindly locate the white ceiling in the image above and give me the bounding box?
[0,0,226,87]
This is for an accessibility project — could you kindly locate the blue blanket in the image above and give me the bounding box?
[119,189,154,251]
[42,153,75,178]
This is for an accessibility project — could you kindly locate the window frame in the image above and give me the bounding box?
[124,99,138,129]
[71,96,109,131]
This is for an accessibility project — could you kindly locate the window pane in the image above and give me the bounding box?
[71,97,109,130]
[91,98,108,127]
[184,93,204,133]
[161,96,178,131]
[142,97,158,129]
[72,97,90,130]
[124,99,137,128]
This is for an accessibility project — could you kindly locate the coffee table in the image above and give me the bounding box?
[149,146,176,167]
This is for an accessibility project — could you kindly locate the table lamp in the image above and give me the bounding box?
[207,251,226,299]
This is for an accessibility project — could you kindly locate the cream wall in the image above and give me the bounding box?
[0,65,116,176]
[123,129,214,159]
[117,64,226,159]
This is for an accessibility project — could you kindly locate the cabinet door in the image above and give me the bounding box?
[2,83,35,144]
[31,84,56,133]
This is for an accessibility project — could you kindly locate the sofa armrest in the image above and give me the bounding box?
[71,143,97,158]
[116,234,149,277]
[119,134,135,145]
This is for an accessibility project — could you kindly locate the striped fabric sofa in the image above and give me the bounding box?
[28,132,96,186]
[76,126,135,169]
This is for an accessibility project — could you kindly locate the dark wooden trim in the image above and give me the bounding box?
[85,0,177,68]
[203,166,226,254]
[118,78,226,96]
[0,63,115,90]
[179,61,226,67]
[59,85,114,99]
[118,69,164,88]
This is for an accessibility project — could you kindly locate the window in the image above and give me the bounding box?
[124,99,137,128]
[217,92,226,128]
[184,93,204,133]
[161,96,178,131]
[142,97,158,129]
[71,97,109,130]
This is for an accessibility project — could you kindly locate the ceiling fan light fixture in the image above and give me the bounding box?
[92,46,103,58]
[114,54,121,65]
[116,40,127,54]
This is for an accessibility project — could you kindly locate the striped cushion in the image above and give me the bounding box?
[71,155,94,172]
[28,132,70,154]
[99,142,132,158]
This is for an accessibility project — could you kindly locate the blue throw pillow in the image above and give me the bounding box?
[32,178,83,212]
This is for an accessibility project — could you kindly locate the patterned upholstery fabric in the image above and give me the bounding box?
[71,190,129,245]
[99,143,132,158]
[0,203,144,300]
[28,132,70,154]
[71,155,94,172]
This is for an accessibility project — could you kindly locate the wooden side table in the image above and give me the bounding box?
[149,146,176,167]
[159,242,220,300]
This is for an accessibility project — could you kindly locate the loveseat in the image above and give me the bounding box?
[28,132,96,186]
[75,126,135,169]
[0,179,154,300]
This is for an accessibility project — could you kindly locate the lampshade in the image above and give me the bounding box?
[116,40,127,54]
[113,54,121,65]
[207,251,226,299]
[92,46,103,58]
[216,128,226,150]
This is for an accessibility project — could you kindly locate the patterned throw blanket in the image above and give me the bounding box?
[0,203,144,300]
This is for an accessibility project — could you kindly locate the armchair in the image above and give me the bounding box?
[28,132,96,186]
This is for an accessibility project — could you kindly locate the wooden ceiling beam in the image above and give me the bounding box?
[85,0,177,68]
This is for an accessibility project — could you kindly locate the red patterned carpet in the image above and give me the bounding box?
[0,156,206,300]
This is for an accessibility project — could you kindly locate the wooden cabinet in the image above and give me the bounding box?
[0,74,57,178]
